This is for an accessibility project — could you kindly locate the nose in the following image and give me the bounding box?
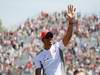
[50,40,53,44]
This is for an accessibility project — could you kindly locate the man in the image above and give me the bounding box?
[34,5,76,75]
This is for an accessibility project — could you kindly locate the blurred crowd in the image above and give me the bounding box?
[0,11,100,75]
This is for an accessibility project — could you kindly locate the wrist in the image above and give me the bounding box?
[69,21,74,25]
[68,18,74,24]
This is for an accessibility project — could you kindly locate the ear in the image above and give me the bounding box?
[42,38,46,43]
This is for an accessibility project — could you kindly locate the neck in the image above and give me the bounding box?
[44,45,50,50]
[44,47,50,50]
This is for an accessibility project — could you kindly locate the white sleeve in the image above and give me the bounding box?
[34,56,41,69]
[56,40,65,50]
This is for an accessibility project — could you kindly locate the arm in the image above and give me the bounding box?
[35,68,41,75]
[63,5,76,46]
[34,56,42,75]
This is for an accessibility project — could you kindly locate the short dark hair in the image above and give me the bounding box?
[42,32,53,42]
[45,32,53,39]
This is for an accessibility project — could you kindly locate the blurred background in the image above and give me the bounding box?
[0,0,100,75]
[0,0,100,31]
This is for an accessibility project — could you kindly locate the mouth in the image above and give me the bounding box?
[49,42,52,46]
[48,41,52,47]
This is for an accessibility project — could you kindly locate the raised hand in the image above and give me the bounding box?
[67,5,76,22]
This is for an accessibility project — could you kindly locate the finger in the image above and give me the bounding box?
[72,5,73,11]
[66,13,71,19]
[68,5,70,13]
[70,5,73,12]
[69,5,71,12]
[74,8,76,12]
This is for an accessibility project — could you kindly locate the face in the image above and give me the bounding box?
[43,37,53,49]
[42,32,53,49]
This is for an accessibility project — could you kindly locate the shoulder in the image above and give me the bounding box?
[35,50,44,61]
[35,50,47,62]
[36,50,44,56]
[55,41,64,47]
[54,41,65,51]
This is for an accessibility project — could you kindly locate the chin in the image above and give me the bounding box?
[48,45,52,49]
